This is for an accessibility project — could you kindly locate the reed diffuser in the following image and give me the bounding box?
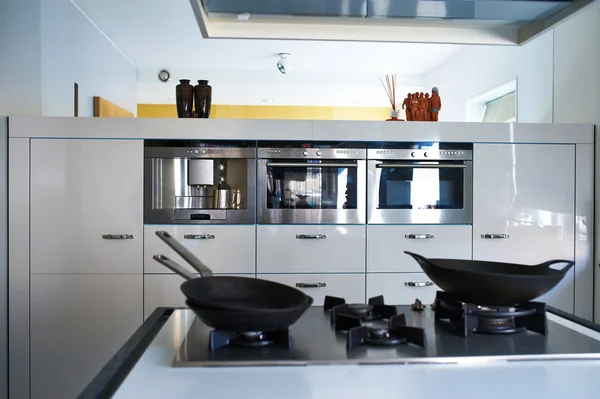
[380,74,403,121]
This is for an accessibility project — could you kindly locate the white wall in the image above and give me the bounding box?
[40,0,138,116]
[425,31,554,123]
[0,0,42,116]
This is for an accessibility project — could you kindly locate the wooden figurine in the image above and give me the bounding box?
[430,87,442,122]
[411,93,420,121]
[424,93,431,121]
[402,93,412,121]
[418,93,428,122]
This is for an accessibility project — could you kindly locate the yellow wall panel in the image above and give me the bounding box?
[138,104,390,121]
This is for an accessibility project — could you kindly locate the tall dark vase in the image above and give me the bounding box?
[176,79,194,118]
[194,80,212,118]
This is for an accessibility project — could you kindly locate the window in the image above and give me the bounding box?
[482,91,516,123]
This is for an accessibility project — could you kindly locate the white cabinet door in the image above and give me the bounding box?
[144,225,255,274]
[258,274,366,305]
[144,274,255,319]
[367,225,472,272]
[473,143,575,312]
[367,273,439,305]
[30,139,143,273]
[257,225,366,273]
[30,274,143,399]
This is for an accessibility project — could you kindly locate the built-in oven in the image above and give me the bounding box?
[257,141,367,224]
[367,142,473,224]
[144,140,256,224]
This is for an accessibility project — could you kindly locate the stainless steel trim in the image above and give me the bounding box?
[145,147,256,159]
[258,147,366,160]
[481,234,510,239]
[184,234,215,240]
[296,234,327,239]
[174,209,227,221]
[367,148,473,161]
[101,234,134,240]
[267,162,359,168]
[405,281,434,287]
[405,234,435,239]
[377,163,466,169]
[295,282,327,288]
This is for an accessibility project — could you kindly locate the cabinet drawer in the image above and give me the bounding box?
[257,274,365,306]
[367,225,472,272]
[257,225,366,273]
[144,274,254,319]
[144,225,256,274]
[367,273,438,305]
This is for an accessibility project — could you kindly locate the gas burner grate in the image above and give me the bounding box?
[209,329,292,351]
[340,313,427,349]
[324,295,396,323]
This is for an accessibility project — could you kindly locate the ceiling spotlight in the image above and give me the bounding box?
[277,53,292,75]
[157,69,170,82]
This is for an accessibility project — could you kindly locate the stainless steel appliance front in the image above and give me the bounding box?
[257,142,367,224]
[368,143,473,224]
[144,140,256,224]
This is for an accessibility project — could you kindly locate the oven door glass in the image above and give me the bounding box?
[266,161,358,210]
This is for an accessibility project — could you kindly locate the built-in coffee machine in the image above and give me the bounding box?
[144,140,256,224]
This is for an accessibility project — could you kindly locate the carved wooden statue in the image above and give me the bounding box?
[430,87,442,122]
[402,93,412,121]
[411,93,420,121]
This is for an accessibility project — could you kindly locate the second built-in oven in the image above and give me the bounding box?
[368,142,473,224]
[258,141,367,224]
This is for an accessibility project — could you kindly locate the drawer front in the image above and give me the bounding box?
[257,274,366,306]
[143,274,254,319]
[144,225,256,274]
[367,273,439,305]
[367,225,472,272]
[257,225,366,273]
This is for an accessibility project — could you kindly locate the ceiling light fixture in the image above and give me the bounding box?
[276,53,292,75]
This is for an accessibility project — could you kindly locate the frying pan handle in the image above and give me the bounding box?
[152,255,196,280]
[534,259,575,273]
[155,231,214,277]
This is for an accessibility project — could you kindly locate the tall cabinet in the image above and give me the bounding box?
[28,139,144,399]
[473,143,576,312]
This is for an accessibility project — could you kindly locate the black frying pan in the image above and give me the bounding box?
[404,251,574,306]
[153,231,312,313]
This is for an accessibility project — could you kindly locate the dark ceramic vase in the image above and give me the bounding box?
[194,80,212,118]
[176,79,194,118]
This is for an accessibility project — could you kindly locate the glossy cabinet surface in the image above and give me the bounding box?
[30,139,143,273]
[144,225,256,274]
[30,274,142,399]
[473,143,575,312]
[367,273,439,305]
[257,225,366,273]
[257,274,366,305]
[367,225,472,272]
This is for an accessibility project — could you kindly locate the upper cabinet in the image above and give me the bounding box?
[30,139,144,273]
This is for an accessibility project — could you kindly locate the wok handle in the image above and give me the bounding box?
[152,255,196,280]
[296,282,327,288]
[403,251,429,264]
[534,259,575,273]
[405,234,434,239]
[155,231,214,277]
[481,234,510,239]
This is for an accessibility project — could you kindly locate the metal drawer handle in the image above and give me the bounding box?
[405,234,435,239]
[102,234,134,240]
[405,281,434,287]
[296,282,327,288]
[296,234,327,240]
[481,234,510,239]
[184,234,215,240]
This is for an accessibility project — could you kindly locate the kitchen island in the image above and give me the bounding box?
[79,305,600,399]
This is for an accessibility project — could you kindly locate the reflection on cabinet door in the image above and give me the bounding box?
[367,273,438,305]
[367,225,472,272]
[144,225,256,274]
[30,139,143,273]
[257,274,366,305]
[30,274,143,399]
[144,273,255,319]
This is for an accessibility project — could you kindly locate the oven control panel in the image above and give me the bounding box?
[368,149,472,161]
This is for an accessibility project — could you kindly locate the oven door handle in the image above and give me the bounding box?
[266,162,358,168]
[376,163,466,169]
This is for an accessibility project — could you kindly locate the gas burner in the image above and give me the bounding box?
[324,295,396,323]
[209,329,292,351]
[433,291,548,337]
[340,313,426,349]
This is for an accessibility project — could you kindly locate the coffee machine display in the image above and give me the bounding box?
[144,140,256,224]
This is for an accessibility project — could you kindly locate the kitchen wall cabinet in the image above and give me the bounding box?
[30,274,143,399]
[367,273,438,305]
[144,225,256,274]
[473,143,576,312]
[367,225,472,272]
[30,139,143,273]
[257,225,366,273]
